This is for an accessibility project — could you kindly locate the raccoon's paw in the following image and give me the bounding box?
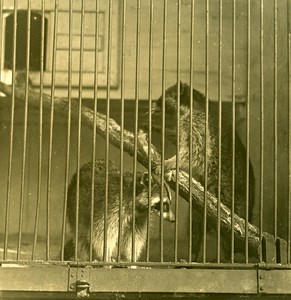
[164,169,175,182]
[153,163,162,176]
[153,164,174,183]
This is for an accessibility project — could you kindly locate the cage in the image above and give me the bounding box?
[0,0,291,299]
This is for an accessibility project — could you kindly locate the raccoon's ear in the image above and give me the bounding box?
[140,172,149,186]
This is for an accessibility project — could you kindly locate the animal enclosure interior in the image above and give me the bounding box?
[0,0,290,269]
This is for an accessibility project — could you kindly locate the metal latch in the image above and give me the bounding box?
[69,267,91,298]
[76,279,90,298]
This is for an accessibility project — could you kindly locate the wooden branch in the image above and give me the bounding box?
[0,81,271,259]
[169,170,266,259]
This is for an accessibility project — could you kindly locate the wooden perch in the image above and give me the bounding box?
[0,81,277,260]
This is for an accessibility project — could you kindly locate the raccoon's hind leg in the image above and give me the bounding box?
[63,238,75,260]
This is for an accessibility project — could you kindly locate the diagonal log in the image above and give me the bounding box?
[0,81,274,259]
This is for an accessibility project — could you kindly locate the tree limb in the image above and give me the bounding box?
[0,81,272,260]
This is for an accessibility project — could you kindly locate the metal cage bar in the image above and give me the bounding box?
[273,0,278,243]
[259,0,265,263]
[146,0,154,263]
[203,0,210,264]
[60,0,73,262]
[160,0,168,263]
[288,31,291,265]
[217,0,223,264]
[231,0,236,263]
[17,0,31,259]
[0,0,3,81]
[174,0,181,263]
[117,0,126,263]
[188,0,195,263]
[74,0,86,261]
[46,0,59,261]
[32,0,46,261]
[132,0,141,263]
[104,0,113,262]
[90,0,100,263]
[288,0,291,264]
[3,0,18,261]
[245,0,251,264]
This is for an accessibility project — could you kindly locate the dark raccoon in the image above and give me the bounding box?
[146,81,255,260]
[64,159,175,261]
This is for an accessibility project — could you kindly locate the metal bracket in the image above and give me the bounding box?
[258,269,265,294]
[69,266,91,298]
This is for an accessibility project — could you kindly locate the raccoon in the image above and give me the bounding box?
[64,159,175,262]
[146,82,255,260]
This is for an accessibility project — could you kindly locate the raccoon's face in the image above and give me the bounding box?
[150,82,188,141]
[139,172,175,222]
[153,81,205,112]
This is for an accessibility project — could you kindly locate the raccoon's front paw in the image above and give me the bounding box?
[153,164,174,182]
[153,163,162,176]
[164,169,175,182]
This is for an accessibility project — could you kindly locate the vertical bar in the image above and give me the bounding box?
[47,0,59,261]
[32,0,46,260]
[160,0,168,263]
[0,0,3,82]
[217,0,223,264]
[259,0,264,263]
[131,0,141,263]
[288,32,291,265]
[230,0,236,264]
[74,0,85,261]
[288,0,291,264]
[90,0,100,263]
[203,0,210,264]
[117,0,126,262]
[17,0,31,260]
[245,0,251,264]
[146,0,154,262]
[4,0,18,260]
[188,0,194,263]
[60,0,73,261]
[174,0,181,263]
[273,0,278,243]
[104,0,113,262]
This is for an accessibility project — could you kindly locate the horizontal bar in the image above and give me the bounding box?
[89,268,258,294]
[2,264,291,295]
[0,266,69,292]
[0,266,256,294]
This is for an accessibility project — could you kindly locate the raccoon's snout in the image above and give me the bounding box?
[151,199,175,222]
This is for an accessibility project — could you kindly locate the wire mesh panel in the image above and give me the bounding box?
[0,0,291,297]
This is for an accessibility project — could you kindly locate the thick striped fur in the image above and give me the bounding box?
[64,159,174,261]
[147,82,255,260]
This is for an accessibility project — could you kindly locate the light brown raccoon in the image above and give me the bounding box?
[64,159,175,262]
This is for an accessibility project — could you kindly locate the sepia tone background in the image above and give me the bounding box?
[0,0,289,262]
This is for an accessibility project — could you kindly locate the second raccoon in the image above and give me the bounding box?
[65,159,175,262]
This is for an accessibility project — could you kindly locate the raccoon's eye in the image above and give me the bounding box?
[163,202,169,211]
